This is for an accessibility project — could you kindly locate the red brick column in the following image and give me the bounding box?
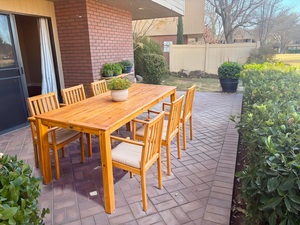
[54,0,134,97]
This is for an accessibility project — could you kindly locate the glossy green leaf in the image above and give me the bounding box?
[279,179,295,191]
[268,211,277,225]
[268,177,280,192]
[289,195,300,204]
[262,197,283,210]
[285,197,292,212]
[277,188,285,196]
[1,207,18,220]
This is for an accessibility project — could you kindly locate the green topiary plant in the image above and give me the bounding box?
[0,153,50,224]
[218,61,242,79]
[140,54,167,85]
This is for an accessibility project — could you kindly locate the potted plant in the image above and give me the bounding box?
[107,77,131,102]
[218,61,242,92]
[0,153,50,224]
[120,60,133,73]
[112,63,124,76]
[100,63,113,77]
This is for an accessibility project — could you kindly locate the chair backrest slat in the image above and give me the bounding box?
[61,84,86,105]
[141,112,165,167]
[182,85,196,120]
[27,92,60,117]
[167,95,184,138]
[91,80,108,96]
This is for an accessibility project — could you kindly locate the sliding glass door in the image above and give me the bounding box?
[0,13,28,134]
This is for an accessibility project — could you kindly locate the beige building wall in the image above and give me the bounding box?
[133,0,204,38]
[170,43,260,74]
[0,0,64,88]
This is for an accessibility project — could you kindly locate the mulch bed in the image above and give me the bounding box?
[230,137,248,224]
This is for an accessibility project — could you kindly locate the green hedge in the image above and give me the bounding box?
[140,54,167,84]
[0,154,49,224]
[232,63,300,225]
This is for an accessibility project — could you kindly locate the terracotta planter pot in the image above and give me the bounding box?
[111,89,128,102]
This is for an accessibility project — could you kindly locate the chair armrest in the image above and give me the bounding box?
[47,127,59,133]
[110,135,144,146]
[162,102,171,111]
[132,119,149,125]
[28,117,36,123]
[60,103,67,107]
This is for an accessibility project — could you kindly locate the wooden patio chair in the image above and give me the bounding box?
[133,95,184,175]
[111,111,165,211]
[61,84,92,157]
[163,85,196,150]
[27,92,85,180]
[90,80,108,96]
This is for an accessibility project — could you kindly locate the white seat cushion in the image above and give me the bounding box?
[35,128,80,145]
[136,120,168,141]
[111,142,143,168]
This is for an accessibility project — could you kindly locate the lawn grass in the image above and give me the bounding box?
[275,54,300,67]
[161,76,222,92]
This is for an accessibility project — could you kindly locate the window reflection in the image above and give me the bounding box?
[0,15,15,68]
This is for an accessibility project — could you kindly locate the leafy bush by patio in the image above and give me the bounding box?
[140,54,167,84]
[0,153,49,224]
[232,63,300,225]
[218,61,242,79]
[134,36,163,77]
[246,45,277,65]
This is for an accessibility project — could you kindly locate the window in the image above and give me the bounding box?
[164,41,173,52]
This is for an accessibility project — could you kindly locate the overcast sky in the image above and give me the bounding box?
[282,0,300,12]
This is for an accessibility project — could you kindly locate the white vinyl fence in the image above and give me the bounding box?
[169,42,260,74]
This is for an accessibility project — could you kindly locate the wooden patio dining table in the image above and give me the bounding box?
[35,83,176,214]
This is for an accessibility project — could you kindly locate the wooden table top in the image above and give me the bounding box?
[35,83,176,132]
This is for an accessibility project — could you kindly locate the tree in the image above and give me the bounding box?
[256,0,293,46]
[205,1,224,43]
[132,18,175,51]
[177,16,184,44]
[208,0,264,43]
[272,13,300,53]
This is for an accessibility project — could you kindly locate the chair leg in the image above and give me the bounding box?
[177,131,181,159]
[80,134,85,163]
[33,144,39,168]
[141,172,148,211]
[116,129,119,135]
[157,157,162,189]
[53,147,60,180]
[86,133,92,157]
[182,121,187,150]
[130,172,133,178]
[62,146,66,158]
[166,144,171,176]
[190,116,193,140]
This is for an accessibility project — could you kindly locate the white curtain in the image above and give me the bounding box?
[39,18,57,94]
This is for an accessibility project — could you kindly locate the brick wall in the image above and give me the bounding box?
[150,35,188,68]
[54,0,93,91]
[54,0,134,97]
[86,0,134,81]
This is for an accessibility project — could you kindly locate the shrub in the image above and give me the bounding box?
[120,60,133,67]
[218,61,242,79]
[140,54,167,84]
[0,153,49,224]
[134,36,163,77]
[246,45,277,64]
[107,77,131,90]
[231,63,300,225]
[100,63,113,77]
[112,63,123,75]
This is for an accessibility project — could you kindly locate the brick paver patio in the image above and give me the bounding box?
[0,91,242,225]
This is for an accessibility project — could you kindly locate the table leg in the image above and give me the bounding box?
[99,130,115,214]
[170,90,177,102]
[36,118,52,185]
[126,122,131,131]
